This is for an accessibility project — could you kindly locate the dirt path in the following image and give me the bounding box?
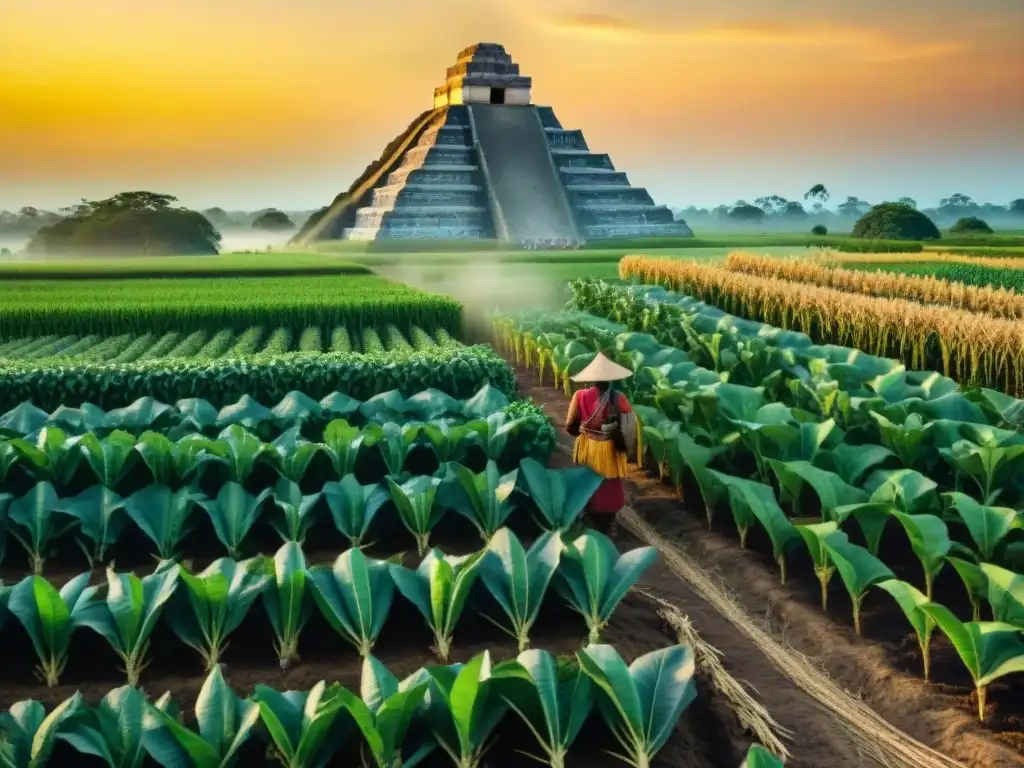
[513,363,1021,768]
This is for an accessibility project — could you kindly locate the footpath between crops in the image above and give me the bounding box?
[514,362,1021,768]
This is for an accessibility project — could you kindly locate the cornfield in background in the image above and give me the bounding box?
[724,251,1024,320]
[620,255,1024,396]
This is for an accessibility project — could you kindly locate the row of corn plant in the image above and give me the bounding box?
[495,288,1024,720]
[0,274,463,338]
[0,383,531,439]
[0,455,591,570]
[0,343,515,411]
[0,525,653,682]
[0,642,769,768]
[619,255,1024,397]
[723,251,1024,321]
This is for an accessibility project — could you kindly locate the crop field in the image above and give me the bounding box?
[830,255,1024,293]
[492,266,1024,762]
[8,241,1024,767]
[0,260,792,768]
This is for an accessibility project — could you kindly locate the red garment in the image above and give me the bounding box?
[566,386,632,516]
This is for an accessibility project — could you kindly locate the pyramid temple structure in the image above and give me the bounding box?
[295,43,691,244]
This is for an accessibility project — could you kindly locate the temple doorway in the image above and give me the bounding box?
[489,87,506,104]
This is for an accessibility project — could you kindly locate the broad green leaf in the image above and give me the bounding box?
[308,548,394,657]
[517,457,603,532]
[322,475,388,547]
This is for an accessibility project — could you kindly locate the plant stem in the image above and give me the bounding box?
[434,632,452,662]
[977,685,987,721]
[816,569,830,612]
[852,599,862,636]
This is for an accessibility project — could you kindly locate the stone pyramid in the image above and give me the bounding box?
[297,43,691,244]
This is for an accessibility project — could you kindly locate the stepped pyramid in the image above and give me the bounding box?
[296,43,691,244]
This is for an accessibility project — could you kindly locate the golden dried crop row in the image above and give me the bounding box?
[722,251,1024,320]
[619,255,1024,396]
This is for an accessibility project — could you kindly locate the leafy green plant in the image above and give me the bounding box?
[322,475,388,548]
[517,458,603,532]
[210,424,273,483]
[479,529,561,651]
[334,655,435,768]
[444,462,518,543]
[422,652,506,768]
[710,472,797,583]
[57,485,126,567]
[321,420,367,479]
[0,694,83,768]
[876,579,935,680]
[795,522,838,611]
[58,685,149,768]
[134,431,219,487]
[742,744,785,767]
[8,572,92,686]
[271,427,323,484]
[948,556,987,622]
[142,664,259,767]
[260,541,312,670]
[943,491,1021,562]
[577,643,696,768]
[251,680,350,768]
[79,430,138,489]
[922,602,1024,720]
[73,566,180,685]
[941,437,1024,505]
[198,482,272,558]
[553,531,656,643]
[980,562,1024,626]
[368,422,422,476]
[8,426,83,485]
[122,484,203,561]
[308,547,395,657]
[887,511,951,599]
[7,481,77,574]
[822,532,894,634]
[167,557,270,669]
[270,478,322,544]
[491,649,592,768]
[387,475,444,556]
[390,549,483,661]
[422,422,476,464]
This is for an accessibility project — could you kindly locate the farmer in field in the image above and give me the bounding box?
[565,353,637,538]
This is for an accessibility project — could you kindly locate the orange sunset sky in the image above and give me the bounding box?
[1,0,1022,212]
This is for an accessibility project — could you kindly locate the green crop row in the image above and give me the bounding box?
[0,448,565,570]
[0,524,652,679]
[0,275,461,338]
[496,280,1024,720]
[843,260,1024,292]
[0,384,532,439]
[0,343,516,411]
[0,323,456,365]
[0,640,781,768]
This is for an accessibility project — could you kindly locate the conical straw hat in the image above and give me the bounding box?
[571,352,633,382]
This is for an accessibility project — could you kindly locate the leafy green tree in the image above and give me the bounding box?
[811,224,828,236]
[727,204,766,223]
[938,193,978,219]
[852,202,941,240]
[1009,199,1024,218]
[754,195,788,216]
[28,191,221,256]
[252,210,295,231]
[949,216,993,234]
[898,197,918,209]
[836,196,871,218]
[804,184,830,213]
[781,201,807,219]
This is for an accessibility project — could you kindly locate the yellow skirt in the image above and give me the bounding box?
[572,434,628,479]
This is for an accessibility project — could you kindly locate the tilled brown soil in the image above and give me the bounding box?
[515,363,1024,768]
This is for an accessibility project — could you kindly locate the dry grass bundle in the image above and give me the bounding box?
[725,251,1024,320]
[619,255,1024,396]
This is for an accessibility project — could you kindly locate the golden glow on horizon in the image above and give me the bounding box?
[1,0,1021,203]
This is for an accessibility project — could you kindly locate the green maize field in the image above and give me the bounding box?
[0,323,457,365]
[842,259,1024,292]
[0,275,462,338]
